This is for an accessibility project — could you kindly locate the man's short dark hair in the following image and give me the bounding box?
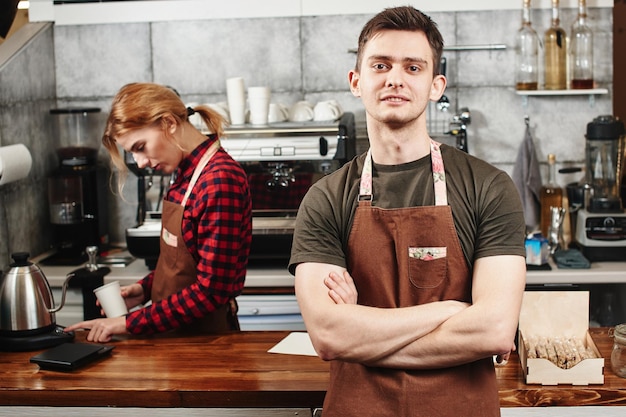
[355,6,444,76]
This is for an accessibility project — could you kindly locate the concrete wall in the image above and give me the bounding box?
[0,23,57,270]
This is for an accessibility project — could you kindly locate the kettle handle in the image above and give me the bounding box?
[49,272,75,314]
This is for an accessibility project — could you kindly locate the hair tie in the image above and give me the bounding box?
[187,107,195,117]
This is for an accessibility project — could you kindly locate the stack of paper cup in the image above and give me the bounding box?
[248,86,271,126]
[226,77,246,126]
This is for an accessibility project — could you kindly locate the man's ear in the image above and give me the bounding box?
[429,74,447,102]
[348,70,361,98]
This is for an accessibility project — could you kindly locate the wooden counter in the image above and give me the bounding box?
[0,328,625,410]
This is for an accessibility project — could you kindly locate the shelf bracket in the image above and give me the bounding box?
[588,94,596,107]
[521,95,529,108]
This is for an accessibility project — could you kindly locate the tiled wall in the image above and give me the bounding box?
[0,23,57,271]
[0,7,614,265]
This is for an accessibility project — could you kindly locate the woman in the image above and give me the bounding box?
[65,82,252,342]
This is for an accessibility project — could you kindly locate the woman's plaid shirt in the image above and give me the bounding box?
[127,137,252,334]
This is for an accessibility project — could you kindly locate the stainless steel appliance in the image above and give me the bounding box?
[575,115,626,261]
[0,253,74,351]
[228,112,356,261]
[126,112,357,266]
[43,108,110,265]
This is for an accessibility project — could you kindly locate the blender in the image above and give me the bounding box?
[575,115,626,261]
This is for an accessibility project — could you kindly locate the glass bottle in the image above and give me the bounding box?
[610,323,626,378]
[540,154,563,237]
[515,0,539,90]
[544,0,567,90]
[570,0,593,89]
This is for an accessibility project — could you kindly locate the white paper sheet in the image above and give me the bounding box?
[268,332,318,356]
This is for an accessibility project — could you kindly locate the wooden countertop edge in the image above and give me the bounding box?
[0,391,181,408]
[3,385,624,408]
[0,391,327,408]
[1,329,625,408]
[498,387,626,407]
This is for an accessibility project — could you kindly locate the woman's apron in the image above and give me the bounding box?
[323,140,499,416]
[151,139,239,334]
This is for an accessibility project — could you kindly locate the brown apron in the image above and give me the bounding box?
[322,141,500,417]
[151,139,239,334]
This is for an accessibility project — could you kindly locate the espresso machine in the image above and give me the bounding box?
[575,115,626,261]
[125,112,357,268]
[43,108,109,265]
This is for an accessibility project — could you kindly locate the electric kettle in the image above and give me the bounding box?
[0,252,74,351]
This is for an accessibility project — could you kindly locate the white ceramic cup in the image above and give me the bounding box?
[248,86,271,126]
[314,100,342,121]
[226,77,246,126]
[93,281,128,318]
[288,101,314,122]
[268,103,289,123]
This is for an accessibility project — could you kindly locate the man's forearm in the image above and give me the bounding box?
[310,300,468,363]
[361,303,513,369]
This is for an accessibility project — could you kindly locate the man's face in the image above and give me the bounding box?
[349,30,445,128]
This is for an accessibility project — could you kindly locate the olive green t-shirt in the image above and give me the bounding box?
[288,144,526,275]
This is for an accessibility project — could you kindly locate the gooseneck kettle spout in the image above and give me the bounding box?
[50,271,75,314]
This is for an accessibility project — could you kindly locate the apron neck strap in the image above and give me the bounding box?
[181,139,221,207]
[358,139,447,206]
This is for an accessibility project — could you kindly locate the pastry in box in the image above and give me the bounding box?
[518,291,604,385]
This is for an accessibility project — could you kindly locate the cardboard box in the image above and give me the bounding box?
[518,291,604,385]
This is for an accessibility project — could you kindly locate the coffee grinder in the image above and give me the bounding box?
[44,108,109,265]
[575,115,626,261]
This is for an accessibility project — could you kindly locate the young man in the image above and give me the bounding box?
[289,7,526,417]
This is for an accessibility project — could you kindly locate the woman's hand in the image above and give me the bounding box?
[93,283,145,318]
[63,283,142,343]
[63,316,128,343]
[120,283,145,309]
[324,270,358,305]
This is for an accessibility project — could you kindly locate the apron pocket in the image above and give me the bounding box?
[161,227,180,268]
[162,227,178,247]
[408,246,447,289]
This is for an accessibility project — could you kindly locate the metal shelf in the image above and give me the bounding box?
[516,88,609,107]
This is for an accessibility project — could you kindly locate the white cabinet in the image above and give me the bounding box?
[237,294,305,331]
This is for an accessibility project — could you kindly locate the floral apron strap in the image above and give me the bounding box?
[359,139,447,206]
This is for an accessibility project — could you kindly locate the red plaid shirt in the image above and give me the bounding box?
[126,136,252,334]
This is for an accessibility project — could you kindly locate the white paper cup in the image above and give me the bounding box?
[226,77,246,126]
[248,86,271,126]
[93,281,128,318]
